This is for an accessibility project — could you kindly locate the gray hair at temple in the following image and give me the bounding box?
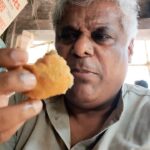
[52,0,139,42]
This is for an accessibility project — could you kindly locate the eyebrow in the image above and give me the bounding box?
[92,25,117,38]
[92,26,109,33]
[61,25,110,33]
[61,25,79,32]
[60,25,114,37]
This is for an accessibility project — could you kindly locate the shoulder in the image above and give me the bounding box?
[121,84,150,135]
[120,84,150,130]
[123,83,150,97]
[122,83,150,106]
[102,84,150,148]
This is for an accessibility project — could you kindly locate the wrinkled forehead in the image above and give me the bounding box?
[61,0,123,28]
[68,0,96,6]
[68,0,118,7]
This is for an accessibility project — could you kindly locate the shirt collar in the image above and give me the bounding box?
[44,96,71,149]
[43,89,123,149]
[102,89,123,129]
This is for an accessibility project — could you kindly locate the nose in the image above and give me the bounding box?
[71,35,94,57]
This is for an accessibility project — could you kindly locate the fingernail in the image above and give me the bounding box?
[10,50,28,64]
[24,101,42,114]
[19,72,37,87]
[32,101,43,113]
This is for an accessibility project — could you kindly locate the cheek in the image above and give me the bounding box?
[107,48,128,80]
[96,46,128,79]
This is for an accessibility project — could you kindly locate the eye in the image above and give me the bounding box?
[91,27,114,45]
[91,31,111,43]
[59,27,80,44]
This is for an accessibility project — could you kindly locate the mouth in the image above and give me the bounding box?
[71,68,94,73]
[71,68,98,79]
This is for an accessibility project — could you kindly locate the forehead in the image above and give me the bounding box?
[60,1,123,30]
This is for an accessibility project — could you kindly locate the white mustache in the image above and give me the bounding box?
[70,59,103,79]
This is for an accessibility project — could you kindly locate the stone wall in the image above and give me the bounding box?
[3,0,55,47]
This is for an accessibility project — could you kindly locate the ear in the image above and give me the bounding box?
[128,39,134,63]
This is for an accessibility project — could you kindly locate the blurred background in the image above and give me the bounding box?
[125,0,150,88]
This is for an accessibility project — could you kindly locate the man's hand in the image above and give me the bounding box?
[0,48,43,143]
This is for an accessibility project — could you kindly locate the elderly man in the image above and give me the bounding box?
[0,0,150,149]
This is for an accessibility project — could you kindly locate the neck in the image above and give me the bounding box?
[66,91,121,146]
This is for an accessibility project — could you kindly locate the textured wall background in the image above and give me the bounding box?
[2,0,150,47]
[3,0,55,47]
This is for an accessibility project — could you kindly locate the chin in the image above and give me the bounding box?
[65,84,100,108]
[65,80,121,109]
[65,92,103,109]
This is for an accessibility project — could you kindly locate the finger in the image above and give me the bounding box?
[0,68,37,94]
[0,48,28,68]
[0,93,14,107]
[0,122,24,144]
[0,100,42,132]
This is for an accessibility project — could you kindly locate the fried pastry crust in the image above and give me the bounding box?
[23,51,74,99]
